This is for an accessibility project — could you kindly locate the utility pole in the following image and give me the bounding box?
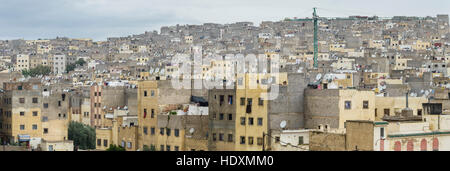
[313,7,319,68]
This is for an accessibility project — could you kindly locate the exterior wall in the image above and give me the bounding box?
[374,96,427,120]
[309,131,346,151]
[137,81,158,150]
[338,90,375,129]
[118,126,138,151]
[304,89,340,129]
[157,115,185,151]
[41,140,74,151]
[208,89,236,151]
[345,121,374,151]
[95,128,112,150]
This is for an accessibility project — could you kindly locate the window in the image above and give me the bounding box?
[32,98,38,103]
[97,139,101,146]
[20,112,25,116]
[228,114,233,121]
[240,136,246,144]
[32,124,38,130]
[151,127,155,135]
[380,127,385,138]
[249,117,254,125]
[94,92,97,96]
[258,98,264,106]
[228,95,233,104]
[219,95,225,105]
[240,98,245,105]
[384,109,390,116]
[166,128,171,136]
[143,108,147,118]
[20,125,25,130]
[151,90,155,96]
[213,133,217,141]
[418,109,422,116]
[19,98,25,104]
[175,146,179,151]
[103,140,108,147]
[228,134,233,142]
[275,136,280,143]
[18,86,23,90]
[247,98,253,105]
[257,118,263,126]
[219,113,224,120]
[58,101,61,107]
[160,128,164,135]
[298,136,304,145]
[143,127,148,135]
[151,109,155,118]
[240,117,246,125]
[166,145,171,151]
[127,142,132,149]
[363,101,369,109]
[248,137,254,145]
[44,128,48,134]
[175,129,180,137]
[257,138,263,146]
[144,91,148,97]
[219,133,224,141]
[160,145,164,151]
[345,101,351,109]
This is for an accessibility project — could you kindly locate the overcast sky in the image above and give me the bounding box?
[0,0,448,41]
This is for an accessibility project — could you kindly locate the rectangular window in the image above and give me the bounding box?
[144,91,148,97]
[345,101,351,109]
[363,101,369,109]
[384,109,390,116]
[240,136,245,144]
[257,137,263,146]
[175,129,180,137]
[240,117,246,125]
[299,136,304,145]
[248,137,254,145]
[33,111,38,116]
[19,98,25,104]
[151,90,155,96]
[160,145,164,151]
[44,128,48,134]
[20,125,25,130]
[418,109,422,116]
[166,145,170,151]
[103,140,108,147]
[97,139,101,146]
[32,98,38,103]
[166,128,171,136]
[380,127,385,138]
[228,134,233,142]
[20,112,25,116]
[160,128,164,135]
[219,95,224,105]
[249,117,254,125]
[240,98,245,105]
[219,113,224,120]
[151,127,155,135]
[143,108,147,118]
[228,114,233,121]
[257,118,263,126]
[32,124,38,130]
[258,98,264,106]
[127,142,132,149]
[151,109,155,118]
[219,133,224,141]
[213,133,217,141]
[175,146,179,151]
[228,95,233,104]
[143,127,148,135]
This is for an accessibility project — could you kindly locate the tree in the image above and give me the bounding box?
[66,58,87,73]
[106,144,126,151]
[68,121,96,150]
[22,65,51,77]
[143,145,156,151]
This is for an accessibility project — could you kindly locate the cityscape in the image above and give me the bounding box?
[0,1,449,152]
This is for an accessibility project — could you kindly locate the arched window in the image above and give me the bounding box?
[394,141,401,151]
[420,139,427,151]
[433,138,439,151]
[407,140,414,151]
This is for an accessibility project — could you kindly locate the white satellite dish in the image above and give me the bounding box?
[189,128,195,134]
[316,73,322,80]
[280,120,287,129]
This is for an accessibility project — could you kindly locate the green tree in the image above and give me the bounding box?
[68,121,96,150]
[22,65,51,77]
[106,144,126,151]
[66,58,87,73]
[75,58,86,66]
[143,145,156,151]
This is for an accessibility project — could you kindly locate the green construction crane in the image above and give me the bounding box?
[313,7,319,68]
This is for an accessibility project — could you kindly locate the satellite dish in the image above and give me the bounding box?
[316,73,322,80]
[280,120,287,129]
[189,128,195,134]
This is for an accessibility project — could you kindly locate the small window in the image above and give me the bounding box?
[418,109,422,116]
[257,118,263,126]
[248,117,254,125]
[240,136,246,144]
[33,111,38,116]
[175,129,180,137]
[160,128,164,135]
[32,124,38,130]
[345,101,351,109]
[248,137,254,145]
[384,109,390,116]
[19,98,25,104]
[20,125,25,130]
[380,127,385,138]
[228,134,233,142]
[363,101,369,109]
[258,98,264,106]
[219,133,224,141]
[228,114,233,121]
[240,98,245,106]
[32,98,38,103]
[44,128,48,134]
[240,117,246,125]
[144,91,148,97]
[20,111,25,116]
[299,136,304,145]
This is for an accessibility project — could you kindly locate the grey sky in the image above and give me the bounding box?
[0,0,448,41]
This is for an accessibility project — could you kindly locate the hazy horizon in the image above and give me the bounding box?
[0,0,448,41]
